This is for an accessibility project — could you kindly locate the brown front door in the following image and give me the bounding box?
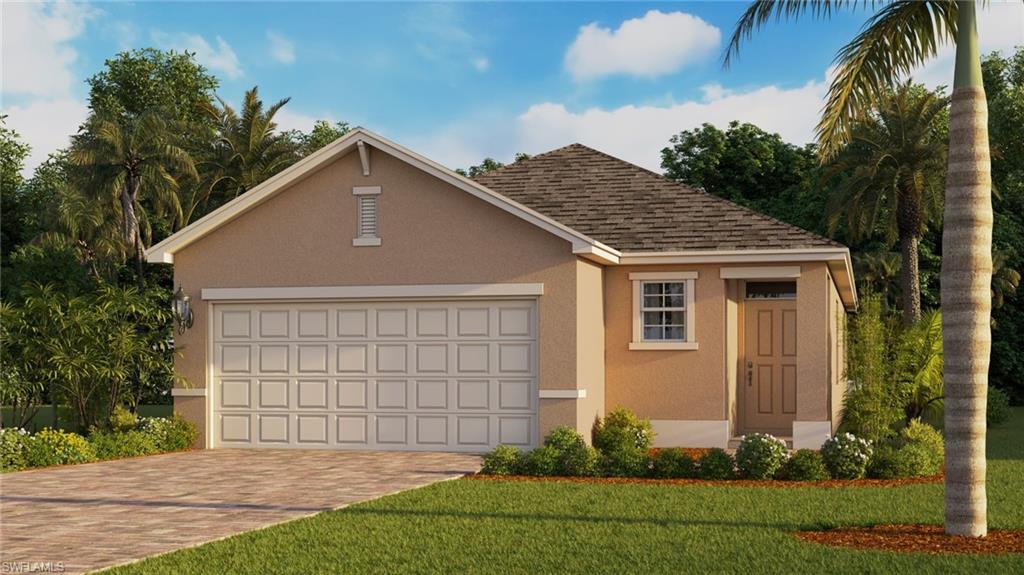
[742,283,798,436]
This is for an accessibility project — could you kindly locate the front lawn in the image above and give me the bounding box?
[110,409,1024,574]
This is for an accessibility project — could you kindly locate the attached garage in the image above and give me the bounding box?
[210,296,538,451]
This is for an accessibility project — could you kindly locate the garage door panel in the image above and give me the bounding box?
[214,300,537,451]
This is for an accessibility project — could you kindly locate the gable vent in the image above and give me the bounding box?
[352,186,382,246]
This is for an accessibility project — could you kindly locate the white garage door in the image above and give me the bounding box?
[211,300,538,451]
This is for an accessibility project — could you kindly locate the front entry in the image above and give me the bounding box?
[741,281,798,436]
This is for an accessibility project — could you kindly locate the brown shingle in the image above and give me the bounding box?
[473,143,842,252]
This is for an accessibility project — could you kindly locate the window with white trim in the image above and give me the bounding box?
[629,271,697,350]
[352,186,381,246]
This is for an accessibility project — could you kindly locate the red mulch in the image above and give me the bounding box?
[463,473,943,489]
[795,524,1024,555]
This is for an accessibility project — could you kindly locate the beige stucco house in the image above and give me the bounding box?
[149,128,856,452]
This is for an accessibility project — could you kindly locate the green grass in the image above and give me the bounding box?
[110,409,1024,574]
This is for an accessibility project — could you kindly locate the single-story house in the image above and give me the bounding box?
[149,128,856,452]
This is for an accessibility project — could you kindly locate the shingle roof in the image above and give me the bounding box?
[473,143,841,252]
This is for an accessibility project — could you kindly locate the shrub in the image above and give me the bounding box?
[988,387,1011,428]
[820,433,873,479]
[90,429,159,460]
[562,446,601,477]
[544,426,586,452]
[523,446,561,477]
[869,443,937,479]
[599,446,650,477]
[0,428,31,472]
[697,448,735,480]
[592,408,655,453]
[24,428,96,468]
[108,405,139,433]
[481,445,524,475]
[898,420,943,472]
[735,433,790,479]
[539,426,599,477]
[138,415,197,452]
[778,449,829,481]
[867,444,901,479]
[650,448,697,479]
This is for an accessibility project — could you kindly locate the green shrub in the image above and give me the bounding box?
[869,443,937,479]
[599,446,650,477]
[108,405,139,433]
[820,433,873,479]
[778,449,829,481]
[592,408,654,453]
[561,445,601,477]
[735,433,790,479]
[138,415,197,452]
[899,420,943,472]
[697,448,735,480]
[650,448,697,479]
[481,445,524,475]
[24,428,96,468]
[90,429,159,460]
[988,387,1011,428]
[523,446,561,477]
[538,426,599,477]
[544,426,585,452]
[0,428,31,472]
[867,444,901,479]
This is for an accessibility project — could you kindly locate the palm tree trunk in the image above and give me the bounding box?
[943,0,992,538]
[900,235,922,325]
[123,174,145,289]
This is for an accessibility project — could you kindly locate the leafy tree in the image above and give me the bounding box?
[1,117,32,265]
[287,120,351,157]
[727,0,993,536]
[457,153,531,178]
[69,111,197,287]
[823,83,948,324]
[661,121,825,234]
[186,87,297,222]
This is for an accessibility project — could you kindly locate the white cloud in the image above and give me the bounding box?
[404,4,490,73]
[273,108,323,133]
[910,1,1023,88]
[267,31,295,65]
[565,10,721,82]
[472,57,490,72]
[5,98,90,175]
[151,31,242,79]
[1,1,95,97]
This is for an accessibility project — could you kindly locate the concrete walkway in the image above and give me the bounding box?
[0,449,480,573]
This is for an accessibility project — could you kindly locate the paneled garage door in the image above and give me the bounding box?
[211,300,538,451]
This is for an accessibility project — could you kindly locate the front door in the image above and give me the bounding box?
[741,281,798,436]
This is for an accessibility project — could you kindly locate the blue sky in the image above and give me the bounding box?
[4,1,1022,175]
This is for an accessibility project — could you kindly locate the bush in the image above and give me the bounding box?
[138,415,197,452]
[599,446,650,477]
[650,448,697,479]
[481,445,524,475]
[539,426,599,477]
[523,446,561,477]
[0,428,31,472]
[869,443,937,479]
[544,426,585,452]
[988,387,1011,428]
[735,433,790,479]
[592,408,655,453]
[562,445,601,477]
[24,428,96,468]
[899,420,943,472]
[90,429,159,460]
[697,448,735,480]
[820,433,873,479]
[777,449,829,481]
[108,405,139,433]
[867,444,901,479]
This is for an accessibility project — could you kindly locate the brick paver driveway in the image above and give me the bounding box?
[0,449,480,574]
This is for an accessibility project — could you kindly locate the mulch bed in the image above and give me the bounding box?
[795,524,1024,555]
[464,473,943,489]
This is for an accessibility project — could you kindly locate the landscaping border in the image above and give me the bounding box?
[794,524,1024,555]
[464,472,944,489]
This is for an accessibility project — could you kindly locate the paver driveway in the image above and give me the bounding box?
[0,449,480,574]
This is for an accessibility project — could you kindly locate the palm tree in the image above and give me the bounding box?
[727,1,992,536]
[70,110,196,287]
[824,83,947,324]
[185,87,297,222]
[854,250,902,310]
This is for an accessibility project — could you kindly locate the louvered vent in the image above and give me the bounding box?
[358,196,378,238]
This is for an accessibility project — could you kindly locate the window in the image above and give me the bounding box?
[629,271,697,350]
[745,281,796,300]
[352,186,381,246]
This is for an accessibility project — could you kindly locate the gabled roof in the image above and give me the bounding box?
[146,129,619,264]
[473,143,842,252]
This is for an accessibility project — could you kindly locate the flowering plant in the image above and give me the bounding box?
[820,433,873,479]
[735,433,790,479]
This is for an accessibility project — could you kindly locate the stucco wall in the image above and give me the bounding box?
[795,262,831,422]
[575,258,606,439]
[170,147,581,446]
[829,272,847,431]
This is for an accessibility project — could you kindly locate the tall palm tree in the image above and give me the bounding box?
[185,87,297,222]
[726,1,992,536]
[824,83,948,324]
[70,110,196,287]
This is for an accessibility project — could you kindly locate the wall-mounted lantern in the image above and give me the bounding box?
[172,286,194,335]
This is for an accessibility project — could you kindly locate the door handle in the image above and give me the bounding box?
[746,361,753,387]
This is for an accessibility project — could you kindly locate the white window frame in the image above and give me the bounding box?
[629,271,698,351]
[352,186,381,246]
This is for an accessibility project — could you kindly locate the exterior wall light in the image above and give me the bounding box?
[172,286,194,334]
